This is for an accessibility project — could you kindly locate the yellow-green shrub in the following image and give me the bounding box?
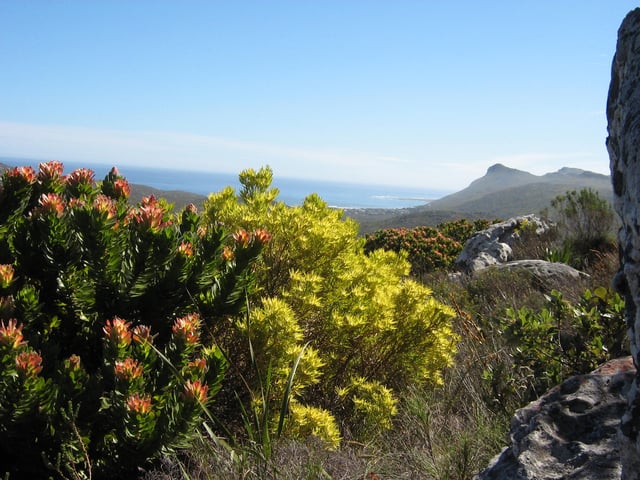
[204,167,457,443]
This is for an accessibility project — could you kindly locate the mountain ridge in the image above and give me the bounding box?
[426,163,612,215]
[0,161,613,232]
[348,163,613,233]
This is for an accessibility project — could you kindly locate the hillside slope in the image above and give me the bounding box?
[348,164,613,233]
[2,161,613,232]
[426,163,612,217]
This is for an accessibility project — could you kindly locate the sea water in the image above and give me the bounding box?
[2,158,450,209]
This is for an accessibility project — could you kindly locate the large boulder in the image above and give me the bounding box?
[607,8,640,479]
[455,215,551,273]
[490,259,588,283]
[475,358,635,480]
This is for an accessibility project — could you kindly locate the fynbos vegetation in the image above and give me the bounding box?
[0,162,267,478]
[0,163,626,479]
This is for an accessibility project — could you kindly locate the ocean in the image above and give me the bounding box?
[2,158,450,209]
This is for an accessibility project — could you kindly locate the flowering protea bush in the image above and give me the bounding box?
[364,225,463,276]
[0,162,267,479]
[436,218,496,243]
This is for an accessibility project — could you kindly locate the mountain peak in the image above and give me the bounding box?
[554,167,586,175]
[485,163,532,176]
[486,163,512,174]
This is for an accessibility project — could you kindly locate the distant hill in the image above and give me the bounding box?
[348,164,613,234]
[127,184,206,209]
[1,161,614,233]
[425,163,613,218]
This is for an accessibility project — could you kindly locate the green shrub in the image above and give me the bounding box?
[363,219,498,278]
[547,188,616,266]
[0,162,266,479]
[500,286,627,399]
[364,226,462,276]
[203,167,457,443]
[436,218,496,244]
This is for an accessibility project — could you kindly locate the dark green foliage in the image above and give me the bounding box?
[363,219,495,277]
[364,226,462,276]
[0,162,266,479]
[435,218,496,243]
[547,188,616,267]
[497,286,627,402]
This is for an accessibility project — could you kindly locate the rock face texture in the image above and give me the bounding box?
[607,8,640,479]
[607,9,640,480]
[454,215,550,273]
[475,359,635,480]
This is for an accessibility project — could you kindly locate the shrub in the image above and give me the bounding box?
[547,188,616,266]
[500,287,627,399]
[363,219,498,278]
[436,218,496,244]
[364,226,462,276]
[203,167,457,443]
[0,162,266,479]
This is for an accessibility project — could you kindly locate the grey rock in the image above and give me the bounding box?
[490,259,589,283]
[607,7,640,479]
[455,215,551,273]
[475,362,635,480]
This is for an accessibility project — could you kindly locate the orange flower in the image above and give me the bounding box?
[37,161,64,180]
[233,229,251,247]
[7,166,36,183]
[172,313,201,344]
[127,196,171,232]
[93,194,117,219]
[115,357,143,380]
[36,193,65,217]
[0,319,25,349]
[126,393,152,415]
[0,264,14,288]
[222,245,235,261]
[103,317,132,346]
[132,325,153,344]
[65,168,95,187]
[185,203,198,214]
[177,241,194,257]
[15,351,42,376]
[183,379,208,403]
[67,198,87,209]
[188,357,208,373]
[66,354,82,371]
[253,228,271,244]
[113,178,130,198]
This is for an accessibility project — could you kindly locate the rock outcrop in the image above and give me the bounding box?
[475,358,635,480]
[454,215,551,273]
[607,8,640,479]
[490,259,588,283]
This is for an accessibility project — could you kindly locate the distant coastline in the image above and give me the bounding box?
[0,157,450,210]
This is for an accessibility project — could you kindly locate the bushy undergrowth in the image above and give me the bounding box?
[203,167,458,446]
[1,162,625,480]
[363,218,495,277]
[0,163,267,479]
[161,180,623,480]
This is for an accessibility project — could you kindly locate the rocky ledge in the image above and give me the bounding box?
[475,357,635,480]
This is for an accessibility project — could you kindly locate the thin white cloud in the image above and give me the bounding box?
[3,121,608,191]
[0,120,436,187]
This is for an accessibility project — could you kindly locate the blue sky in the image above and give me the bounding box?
[0,1,636,190]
